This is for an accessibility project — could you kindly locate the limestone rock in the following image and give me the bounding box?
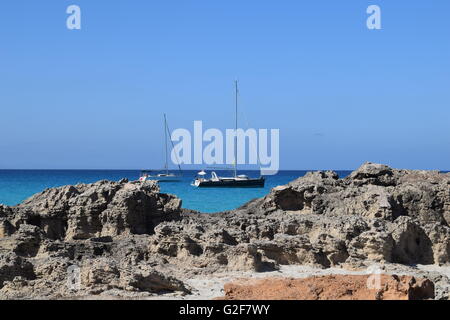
[246,162,449,226]
[0,163,448,299]
[119,265,189,294]
[0,252,35,288]
[348,231,394,262]
[8,180,181,241]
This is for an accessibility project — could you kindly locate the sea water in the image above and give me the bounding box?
[0,170,352,213]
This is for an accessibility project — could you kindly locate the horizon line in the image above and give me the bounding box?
[0,168,449,172]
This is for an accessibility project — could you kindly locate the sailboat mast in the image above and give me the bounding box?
[234,80,238,178]
[164,113,169,175]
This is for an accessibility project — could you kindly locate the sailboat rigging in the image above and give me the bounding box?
[139,114,182,182]
[192,81,265,188]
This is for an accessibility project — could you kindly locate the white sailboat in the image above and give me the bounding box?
[139,114,182,182]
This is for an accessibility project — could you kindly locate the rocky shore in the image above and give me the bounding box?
[0,162,449,300]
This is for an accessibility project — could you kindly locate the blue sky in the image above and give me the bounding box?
[0,0,449,170]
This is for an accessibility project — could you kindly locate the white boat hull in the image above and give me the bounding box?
[140,174,182,182]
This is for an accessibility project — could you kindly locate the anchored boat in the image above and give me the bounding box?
[192,170,265,187]
[139,114,182,182]
[192,81,265,188]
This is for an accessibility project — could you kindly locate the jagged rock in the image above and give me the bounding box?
[346,162,398,186]
[0,163,448,299]
[431,274,450,300]
[81,258,120,288]
[8,180,181,241]
[0,206,15,238]
[422,224,450,265]
[254,236,326,267]
[246,162,449,226]
[225,244,267,272]
[0,219,13,239]
[119,265,189,293]
[388,216,434,264]
[348,231,394,262]
[0,252,35,288]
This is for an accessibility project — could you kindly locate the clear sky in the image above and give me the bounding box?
[0,0,449,170]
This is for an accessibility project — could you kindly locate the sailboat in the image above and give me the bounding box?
[139,114,182,182]
[192,81,265,188]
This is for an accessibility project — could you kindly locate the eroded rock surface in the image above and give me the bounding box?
[0,163,449,299]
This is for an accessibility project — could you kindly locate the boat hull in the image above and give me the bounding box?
[155,177,182,182]
[140,175,182,183]
[195,177,265,188]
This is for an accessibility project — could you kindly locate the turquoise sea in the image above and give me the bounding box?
[0,170,352,213]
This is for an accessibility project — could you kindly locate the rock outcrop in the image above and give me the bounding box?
[0,179,185,299]
[232,162,450,267]
[5,179,181,241]
[0,163,449,299]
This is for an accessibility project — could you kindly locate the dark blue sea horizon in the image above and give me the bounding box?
[0,168,420,213]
